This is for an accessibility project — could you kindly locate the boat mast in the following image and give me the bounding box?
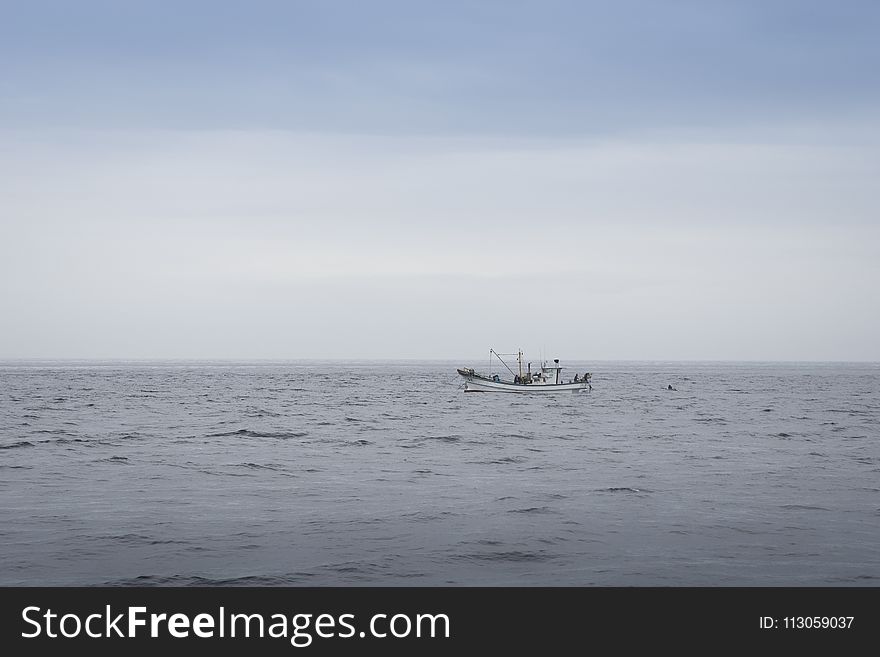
[518,350,523,380]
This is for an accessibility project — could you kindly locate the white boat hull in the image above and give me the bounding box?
[458,371,590,394]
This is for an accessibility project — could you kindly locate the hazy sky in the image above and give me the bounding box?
[2,1,878,360]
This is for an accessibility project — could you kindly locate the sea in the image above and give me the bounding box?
[1,360,878,586]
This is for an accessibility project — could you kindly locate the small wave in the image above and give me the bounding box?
[826,573,879,584]
[244,407,281,418]
[470,456,526,465]
[107,574,317,586]
[0,440,34,450]
[426,435,461,443]
[597,487,646,494]
[235,462,292,474]
[323,561,382,576]
[96,456,130,464]
[780,504,831,511]
[400,510,454,522]
[114,433,146,441]
[207,429,308,439]
[508,506,552,514]
[164,462,249,477]
[459,550,554,563]
[104,533,188,546]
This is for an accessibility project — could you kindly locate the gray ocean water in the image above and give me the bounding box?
[1,360,878,586]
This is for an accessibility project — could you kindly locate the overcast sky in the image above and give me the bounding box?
[1,0,878,360]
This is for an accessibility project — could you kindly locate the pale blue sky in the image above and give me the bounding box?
[1,1,878,359]
[3,1,879,134]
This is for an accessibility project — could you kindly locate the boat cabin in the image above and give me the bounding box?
[517,359,563,385]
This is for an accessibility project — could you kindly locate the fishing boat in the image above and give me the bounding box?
[457,349,592,393]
